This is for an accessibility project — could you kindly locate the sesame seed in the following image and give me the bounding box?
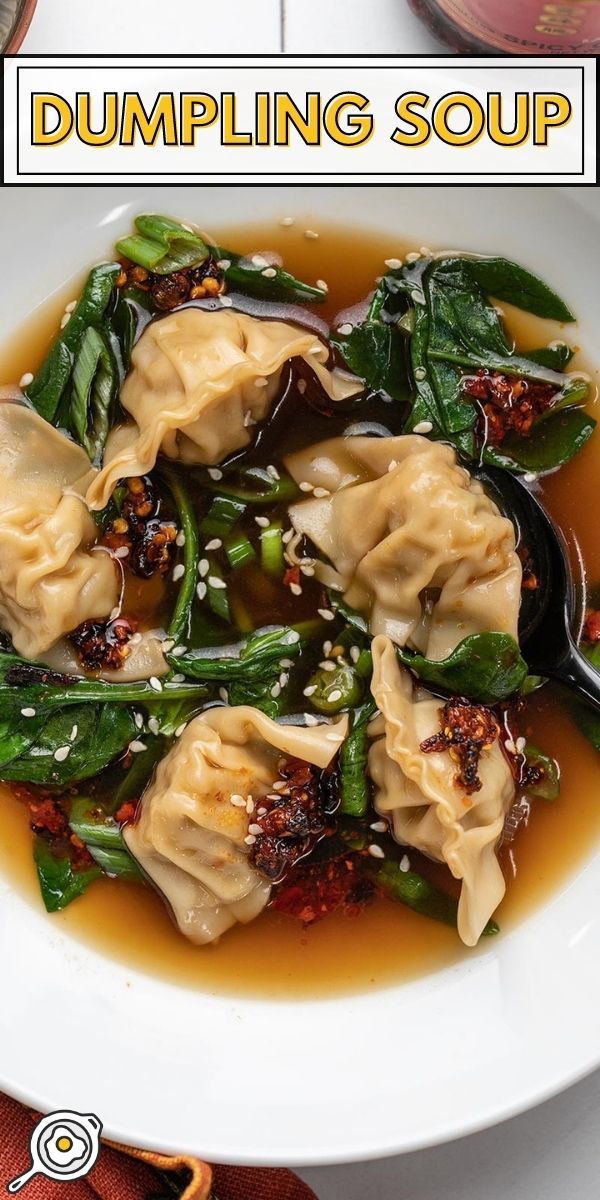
[282,529,294,544]
[370,821,388,833]
[129,740,147,754]
[266,464,280,480]
[399,855,411,873]
[230,794,246,807]
[505,738,517,755]
[244,411,257,426]
[255,515,270,528]
[328,689,343,703]
[262,267,277,278]
[170,645,186,657]
[279,658,293,669]
[69,724,78,741]
[196,581,207,601]
[304,713,319,726]
[279,673,289,688]
[287,631,301,644]
[304,229,319,240]
[219,687,229,704]
[323,640,333,656]
[54,745,71,762]
[149,676,163,693]
[252,254,269,267]
[387,460,398,473]
[516,736,526,753]
[299,481,314,493]
[60,313,71,329]
[219,295,233,308]
[176,530,186,547]
[134,712,144,729]
[113,546,130,559]
[162,639,175,652]
[257,806,268,817]
[172,563,185,582]
[300,564,315,577]
[297,379,307,395]
[205,538,222,551]
[216,258,231,270]
[413,368,428,382]
[313,487,330,498]
[175,723,187,738]
[316,279,328,291]
[368,844,385,859]
[248,823,263,835]
[406,251,420,263]
[338,323,353,336]
[198,558,209,577]
[21,706,36,717]
[317,608,335,621]
[244,834,257,845]
[319,660,337,672]
[280,216,295,226]
[19,372,34,388]
[208,467,223,481]
[524,472,537,483]
[303,685,318,697]
[271,682,281,698]
[290,583,302,596]
[413,418,433,433]
[350,646,361,663]
[384,257,403,269]
[254,376,269,388]
[271,781,287,792]
[148,716,160,735]
[208,575,227,589]
[246,796,255,814]
[171,674,185,683]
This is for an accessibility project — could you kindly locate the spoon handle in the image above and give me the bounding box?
[552,637,600,714]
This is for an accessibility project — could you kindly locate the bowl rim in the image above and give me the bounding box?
[4,0,37,52]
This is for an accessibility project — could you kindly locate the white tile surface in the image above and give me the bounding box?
[21,0,445,54]
[299,1069,600,1199]
[21,0,282,53]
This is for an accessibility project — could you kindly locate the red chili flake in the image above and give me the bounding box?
[462,369,559,445]
[420,697,500,794]
[283,566,301,591]
[115,801,137,826]
[68,616,139,673]
[249,757,339,883]
[273,854,376,924]
[583,610,600,643]
[102,476,178,580]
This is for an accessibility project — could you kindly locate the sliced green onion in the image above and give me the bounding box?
[69,797,123,848]
[206,556,230,623]
[116,215,209,275]
[69,325,118,465]
[205,466,299,505]
[87,845,142,880]
[307,663,364,715]
[260,520,285,576]
[225,532,256,570]
[200,494,246,538]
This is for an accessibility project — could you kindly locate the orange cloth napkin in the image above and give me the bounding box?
[0,1092,318,1200]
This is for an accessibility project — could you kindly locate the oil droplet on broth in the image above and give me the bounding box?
[0,222,599,999]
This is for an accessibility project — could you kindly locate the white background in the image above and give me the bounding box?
[21,0,445,54]
[12,2,600,1196]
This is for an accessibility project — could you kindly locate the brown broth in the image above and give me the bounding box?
[0,221,599,1000]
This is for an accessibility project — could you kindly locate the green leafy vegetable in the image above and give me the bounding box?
[0,652,209,713]
[202,464,299,505]
[216,248,327,304]
[69,797,142,879]
[396,633,528,704]
[168,621,323,682]
[0,703,137,784]
[374,859,499,936]
[330,284,408,401]
[306,662,364,715]
[339,700,376,817]
[160,469,200,647]
[461,256,575,322]
[34,839,100,914]
[116,214,209,275]
[522,742,560,801]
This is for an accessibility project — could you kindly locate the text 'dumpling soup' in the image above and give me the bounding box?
[0,217,599,998]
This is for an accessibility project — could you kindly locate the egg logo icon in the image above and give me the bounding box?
[6,1111,102,1193]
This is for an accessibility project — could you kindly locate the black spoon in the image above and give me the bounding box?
[476,465,600,714]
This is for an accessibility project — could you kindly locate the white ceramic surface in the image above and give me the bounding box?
[0,186,598,1167]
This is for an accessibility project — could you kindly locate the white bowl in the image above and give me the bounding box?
[0,185,599,1166]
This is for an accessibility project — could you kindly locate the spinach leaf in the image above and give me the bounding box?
[522,742,560,801]
[168,620,324,682]
[527,343,574,371]
[26,263,134,464]
[462,257,575,322]
[483,407,596,474]
[0,703,136,784]
[216,248,327,305]
[0,651,208,713]
[395,632,528,704]
[34,839,100,913]
[330,284,409,401]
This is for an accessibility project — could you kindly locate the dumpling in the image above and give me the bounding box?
[368,636,514,946]
[285,434,521,659]
[124,706,349,944]
[0,402,119,659]
[87,308,361,510]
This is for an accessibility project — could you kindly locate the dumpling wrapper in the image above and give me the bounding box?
[368,636,514,946]
[87,308,361,510]
[125,706,349,944]
[285,434,522,659]
[0,402,118,659]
